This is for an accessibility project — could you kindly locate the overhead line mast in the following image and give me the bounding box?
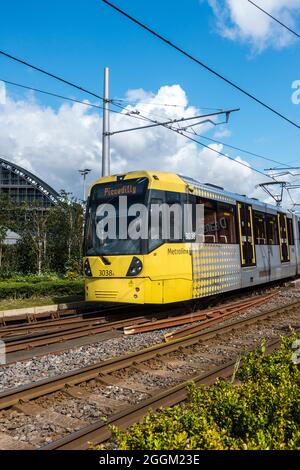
[102,67,111,177]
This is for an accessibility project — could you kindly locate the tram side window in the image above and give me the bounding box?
[266,215,279,245]
[204,199,218,243]
[189,197,237,244]
[200,199,237,244]
[188,196,217,244]
[149,191,186,245]
[148,197,164,252]
[217,203,237,244]
[288,218,295,245]
[254,211,267,245]
[166,192,186,242]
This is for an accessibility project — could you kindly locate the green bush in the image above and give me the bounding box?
[0,272,61,283]
[0,279,84,300]
[106,335,300,450]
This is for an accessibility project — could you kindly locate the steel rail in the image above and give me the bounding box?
[0,298,299,412]
[164,294,277,341]
[2,314,161,354]
[0,304,133,333]
[1,303,194,356]
[124,294,276,335]
[0,303,191,342]
[0,302,183,339]
[41,335,285,450]
[1,300,251,342]
[1,317,115,339]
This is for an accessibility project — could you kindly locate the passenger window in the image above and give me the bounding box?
[217,204,237,244]
[187,194,199,243]
[198,199,237,244]
[169,209,183,242]
[254,212,266,245]
[188,197,237,244]
[166,192,185,242]
[148,197,164,251]
[149,192,185,246]
[204,200,218,243]
[266,215,279,245]
[288,218,294,245]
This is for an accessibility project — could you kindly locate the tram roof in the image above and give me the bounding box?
[90,170,291,216]
[179,174,289,215]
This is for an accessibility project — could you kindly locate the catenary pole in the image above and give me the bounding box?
[102,67,111,176]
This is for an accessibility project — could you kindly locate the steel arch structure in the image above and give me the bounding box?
[0,156,60,207]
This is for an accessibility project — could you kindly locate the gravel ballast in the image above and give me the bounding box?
[0,284,299,392]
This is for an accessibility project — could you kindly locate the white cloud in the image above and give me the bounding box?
[213,126,232,139]
[125,88,154,102]
[208,0,300,52]
[0,81,6,105]
[0,84,268,201]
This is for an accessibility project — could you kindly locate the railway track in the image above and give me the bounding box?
[0,297,299,450]
[0,304,134,336]
[0,302,197,363]
[43,337,282,451]
[123,293,276,336]
[0,292,276,363]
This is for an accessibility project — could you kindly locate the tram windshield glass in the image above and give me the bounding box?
[84,178,149,255]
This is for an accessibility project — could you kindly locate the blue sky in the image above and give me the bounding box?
[0,0,300,199]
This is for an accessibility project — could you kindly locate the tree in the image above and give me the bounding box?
[46,192,84,274]
[0,192,84,276]
[19,207,51,275]
[0,225,7,269]
[0,194,16,272]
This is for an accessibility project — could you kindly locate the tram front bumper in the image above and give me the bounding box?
[85,278,148,304]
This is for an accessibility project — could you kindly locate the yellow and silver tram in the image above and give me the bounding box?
[83,171,299,304]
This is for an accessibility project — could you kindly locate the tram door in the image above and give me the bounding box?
[237,203,256,267]
[278,213,290,262]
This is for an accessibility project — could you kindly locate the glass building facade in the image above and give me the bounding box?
[0,157,60,207]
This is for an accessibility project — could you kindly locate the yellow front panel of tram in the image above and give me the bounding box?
[85,243,193,304]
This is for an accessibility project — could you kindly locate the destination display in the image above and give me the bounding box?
[92,178,148,200]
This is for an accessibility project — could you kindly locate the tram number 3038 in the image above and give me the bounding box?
[99,270,114,277]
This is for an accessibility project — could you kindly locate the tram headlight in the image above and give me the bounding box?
[84,259,92,277]
[126,257,143,277]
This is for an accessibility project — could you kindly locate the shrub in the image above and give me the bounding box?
[0,279,84,300]
[103,335,300,450]
[64,271,81,281]
[0,272,60,283]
